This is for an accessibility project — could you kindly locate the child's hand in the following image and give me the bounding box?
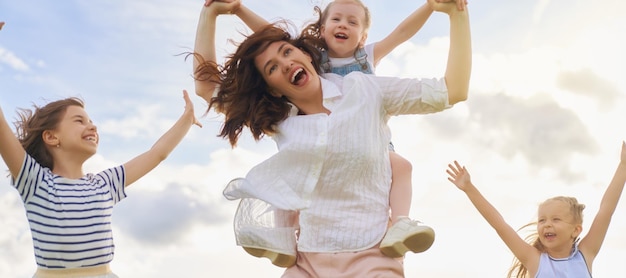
[446,160,472,191]
[204,0,240,14]
[182,90,202,128]
[435,0,468,11]
[0,22,5,30]
[205,0,236,6]
[429,0,466,14]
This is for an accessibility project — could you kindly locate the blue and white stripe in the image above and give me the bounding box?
[12,154,126,268]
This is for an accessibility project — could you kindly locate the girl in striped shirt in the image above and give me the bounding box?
[0,91,200,277]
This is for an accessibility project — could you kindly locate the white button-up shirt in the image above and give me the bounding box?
[224,72,450,252]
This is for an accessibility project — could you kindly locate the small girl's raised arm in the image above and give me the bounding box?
[446,161,540,272]
[579,141,626,262]
[374,3,434,66]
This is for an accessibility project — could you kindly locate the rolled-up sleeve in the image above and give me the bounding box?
[374,75,450,116]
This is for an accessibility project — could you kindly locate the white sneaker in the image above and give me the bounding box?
[243,247,297,268]
[237,226,297,268]
[379,217,435,258]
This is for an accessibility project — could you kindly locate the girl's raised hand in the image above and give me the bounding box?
[446,160,472,191]
[207,0,240,15]
[181,90,202,128]
[429,0,467,13]
[435,0,468,11]
[204,0,240,13]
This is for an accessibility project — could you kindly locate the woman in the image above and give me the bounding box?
[192,0,471,276]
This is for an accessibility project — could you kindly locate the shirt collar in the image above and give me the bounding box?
[287,76,343,116]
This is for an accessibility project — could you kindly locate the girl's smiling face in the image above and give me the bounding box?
[47,105,99,157]
[536,199,582,257]
[320,1,368,58]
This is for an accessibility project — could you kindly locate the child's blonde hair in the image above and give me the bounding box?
[506,196,585,278]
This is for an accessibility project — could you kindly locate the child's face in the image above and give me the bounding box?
[536,200,582,254]
[50,105,99,157]
[320,2,368,58]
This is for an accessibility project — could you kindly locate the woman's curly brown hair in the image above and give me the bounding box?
[194,22,322,147]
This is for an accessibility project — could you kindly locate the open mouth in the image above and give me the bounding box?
[334,33,348,39]
[84,135,98,143]
[290,68,306,85]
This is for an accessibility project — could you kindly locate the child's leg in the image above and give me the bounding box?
[389,151,413,223]
[380,150,435,258]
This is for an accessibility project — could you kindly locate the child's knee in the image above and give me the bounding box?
[389,152,412,173]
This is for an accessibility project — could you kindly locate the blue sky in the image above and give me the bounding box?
[1,0,625,277]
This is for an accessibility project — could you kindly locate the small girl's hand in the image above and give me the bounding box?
[204,0,240,14]
[435,0,468,11]
[429,0,467,13]
[446,160,472,191]
[0,22,5,30]
[205,0,235,6]
[204,0,240,16]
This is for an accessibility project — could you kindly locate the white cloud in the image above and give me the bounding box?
[1,0,625,277]
[0,187,37,278]
[532,0,551,24]
[0,48,29,71]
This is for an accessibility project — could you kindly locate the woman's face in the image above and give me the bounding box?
[254,41,320,103]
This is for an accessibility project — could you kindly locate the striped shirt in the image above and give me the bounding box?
[224,72,450,252]
[11,154,126,268]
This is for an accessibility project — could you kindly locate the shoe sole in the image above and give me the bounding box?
[380,229,435,258]
[243,247,297,268]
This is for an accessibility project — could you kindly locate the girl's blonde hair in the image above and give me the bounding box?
[506,196,585,278]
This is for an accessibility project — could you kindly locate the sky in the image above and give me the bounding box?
[1,0,625,277]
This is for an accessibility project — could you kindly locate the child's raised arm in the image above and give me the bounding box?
[206,0,269,32]
[0,104,26,179]
[232,3,270,32]
[375,1,468,66]
[579,141,626,264]
[122,90,200,187]
[373,3,433,66]
[446,161,541,274]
